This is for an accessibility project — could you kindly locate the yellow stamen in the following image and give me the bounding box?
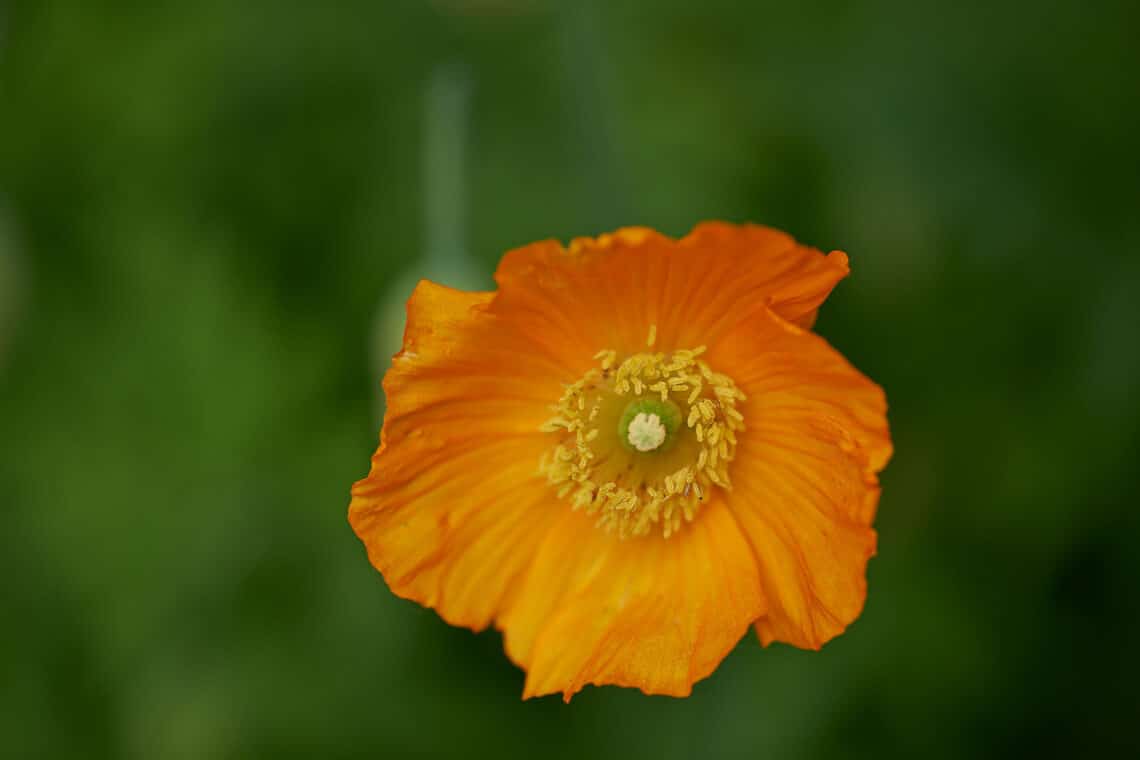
[539,341,746,538]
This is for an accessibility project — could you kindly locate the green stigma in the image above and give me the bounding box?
[618,398,682,453]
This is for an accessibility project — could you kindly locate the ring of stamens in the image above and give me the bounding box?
[539,328,746,538]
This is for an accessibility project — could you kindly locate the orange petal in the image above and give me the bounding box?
[708,307,892,650]
[680,221,850,330]
[498,499,766,701]
[384,279,573,428]
[349,280,565,630]
[491,222,848,359]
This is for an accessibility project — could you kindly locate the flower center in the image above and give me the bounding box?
[619,398,681,452]
[626,412,666,451]
[539,328,746,538]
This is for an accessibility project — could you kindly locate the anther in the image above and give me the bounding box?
[540,344,745,538]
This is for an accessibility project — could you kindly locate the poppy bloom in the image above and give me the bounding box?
[349,222,891,701]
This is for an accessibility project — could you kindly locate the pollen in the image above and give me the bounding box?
[539,342,746,538]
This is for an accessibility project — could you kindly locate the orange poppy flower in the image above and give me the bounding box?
[349,222,892,701]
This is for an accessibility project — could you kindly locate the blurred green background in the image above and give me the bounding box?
[3,1,1139,757]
